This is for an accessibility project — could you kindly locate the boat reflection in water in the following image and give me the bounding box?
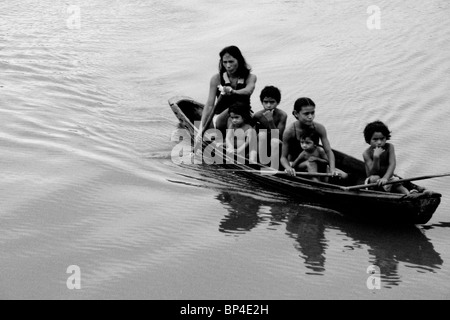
[172,163,443,288]
[217,191,263,234]
[215,189,443,288]
[285,207,329,275]
[338,221,444,288]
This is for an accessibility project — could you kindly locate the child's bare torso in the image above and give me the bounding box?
[231,123,253,149]
[366,143,391,176]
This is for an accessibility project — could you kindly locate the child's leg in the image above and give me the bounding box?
[306,161,320,181]
[368,175,381,184]
[269,138,281,170]
[296,159,320,182]
[306,160,319,173]
[365,175,381,191]
[294,151,309,171]
[295,152,317,172]
[258,131,268,164]
[248,143,258,164]
[393,184,410,195]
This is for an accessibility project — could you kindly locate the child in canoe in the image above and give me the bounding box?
[253,85,288,167]
[362,120,413,194]
[225,101,257,163]
[280,97,347,179]
[291,130,329,182]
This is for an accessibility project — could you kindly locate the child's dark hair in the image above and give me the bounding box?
[363,120,392,144]
[228,102,254,125]
[293,97,315,112]
[300,129,319,146]
[260,85,281,103]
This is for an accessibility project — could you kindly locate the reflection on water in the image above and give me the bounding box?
[285,208,328,275]
[340,222,444,288]
[213,187,443,287]
[423,222,450,230]
[217,192,262,234]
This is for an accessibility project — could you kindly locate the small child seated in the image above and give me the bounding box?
[291,130,329,182]
[225,102,257,164]
[362,120,411,195]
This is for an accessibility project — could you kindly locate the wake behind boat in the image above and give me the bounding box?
[168,96,442,224]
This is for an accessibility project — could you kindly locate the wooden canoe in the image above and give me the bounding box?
[168,96,442,224]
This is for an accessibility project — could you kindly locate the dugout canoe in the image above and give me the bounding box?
[168,96,442,224]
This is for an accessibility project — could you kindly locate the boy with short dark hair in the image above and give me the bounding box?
[253,86,287,167]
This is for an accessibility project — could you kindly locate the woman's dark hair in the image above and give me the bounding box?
[293,97,315,112]
[260,85,281,103]
[228,101,254,125]
[363,120,391,144]
[300,128,319,145]
[219,46,251,79]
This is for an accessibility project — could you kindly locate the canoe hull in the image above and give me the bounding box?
[168,97,442,224]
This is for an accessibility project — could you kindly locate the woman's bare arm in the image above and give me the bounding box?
[316,123,336,173]
[200,74,221,124]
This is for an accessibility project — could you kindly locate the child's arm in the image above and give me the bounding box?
[381,144,396,182]
[225,125,234,153]
[291,152,306,169]
[263,110,276,129]
[260,110,287,137]
[311,147,329,164]
[280,126,296,175]
[363,147,392,186]
[235,126,254,155]
[276,111,288,141]
[235,138,249,155]
[316,123,337,174]
[364,146,386,177]
[362,149,374,177]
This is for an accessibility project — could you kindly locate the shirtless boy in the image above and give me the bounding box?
[253,86,287,167]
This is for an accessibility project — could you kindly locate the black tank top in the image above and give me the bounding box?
[214,72,251,114]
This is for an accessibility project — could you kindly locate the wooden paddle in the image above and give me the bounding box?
[217,169,334,177]
[342,173,450,191]
[202,94,223,136]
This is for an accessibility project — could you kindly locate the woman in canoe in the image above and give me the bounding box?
[198,46,257,139]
